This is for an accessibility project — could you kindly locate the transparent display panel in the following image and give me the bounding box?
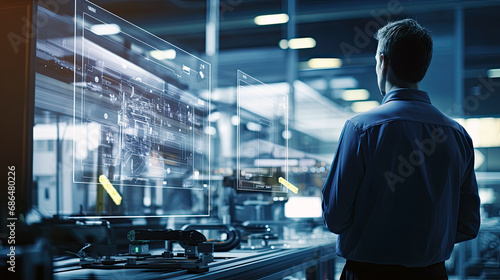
[237,70,288,192]
[33,0,210,218]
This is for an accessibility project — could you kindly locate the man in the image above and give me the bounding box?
[322,19,480,279]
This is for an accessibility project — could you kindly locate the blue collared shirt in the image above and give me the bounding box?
[322,89,480,267]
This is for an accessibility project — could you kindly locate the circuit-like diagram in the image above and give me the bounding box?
[76,41,206,189]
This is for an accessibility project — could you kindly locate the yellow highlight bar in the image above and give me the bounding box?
[278,177,299,194]
[99,175,122,205]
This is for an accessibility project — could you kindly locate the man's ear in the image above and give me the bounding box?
[380,53,389,75]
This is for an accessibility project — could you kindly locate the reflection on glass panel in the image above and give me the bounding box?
[237,70,288,192]
[33,1,211,218]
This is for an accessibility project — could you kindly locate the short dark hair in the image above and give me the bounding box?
[374,19,433,83]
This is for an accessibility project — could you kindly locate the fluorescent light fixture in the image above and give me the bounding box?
[457,117,500,148]
[282,130,292,139]
[307,58,342,69]
[150,49,176,60]
[487,68,500,78]
[279,39,289,49]
[254,13,289,25]
[204,126,216,135]
[351,101,379,112]
[279,37,316,50]
[246,122,262,132]
[90,23,120,35]
[342,89,370,101]
[479,188,495,204]
[289,38,316,49]
[231,115,240,126]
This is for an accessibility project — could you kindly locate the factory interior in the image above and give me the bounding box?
[1,0,500,279]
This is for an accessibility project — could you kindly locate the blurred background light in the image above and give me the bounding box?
[279,37,316,50]
[231,115,240,126]
[455,118,500,147]
[90,23,120,35]
[342,89,370,101]
[304,58,342,69]
[351,101,380,113]
[487,68,500,78]
[254,13,289,25]
[149,49,176,60]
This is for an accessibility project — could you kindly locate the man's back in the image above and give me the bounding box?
[322,89,480,267]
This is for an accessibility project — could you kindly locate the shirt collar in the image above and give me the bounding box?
[382,88,431,104]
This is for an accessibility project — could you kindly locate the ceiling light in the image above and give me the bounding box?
[231,115,240,126]
[306,58,342,69]
[254,13,289,25]
[204,126,216,135]
[342,89,370,101]
[487,68,500,78]
[246,122,262,132]
[282,130,292,139]
[279,37,316,50]
[351,101,379,112]
[478,188,495,204]
[289,38,316,49]
[459,117,500,148]
[90,23,120,35]
[330,77,358,89]
[150,49,176,60]
[279,39,288,49]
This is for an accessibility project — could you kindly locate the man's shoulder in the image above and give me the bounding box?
[347,102,466,136]
[347,103,399,131]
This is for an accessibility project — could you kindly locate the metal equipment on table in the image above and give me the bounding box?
[79,229,215,273]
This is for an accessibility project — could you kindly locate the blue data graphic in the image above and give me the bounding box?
[71,0,211,217]
[237,70,288,193]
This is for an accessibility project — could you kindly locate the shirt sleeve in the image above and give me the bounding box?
[322,119,365,234]
[455,137,481,243]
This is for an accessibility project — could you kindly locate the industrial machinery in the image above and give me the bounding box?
[79,229,215,273]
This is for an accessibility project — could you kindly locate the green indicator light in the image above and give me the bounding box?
[135,246,139,253]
